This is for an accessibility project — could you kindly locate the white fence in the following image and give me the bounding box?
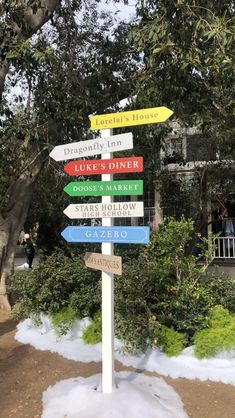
[213,237,235,258]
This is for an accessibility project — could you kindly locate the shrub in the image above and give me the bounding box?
[209,305,233,328]
[200,270,235,313]
[114,219,213,350]
[50,305,80,336]
[9,269,41,318]
[161,284,211,343]
[115,256,158,353]
[10,250,100,318]
[194,307,235,359]
[114,218,235,353]
[69,284,100,318]
[154,325,186,357]
[83,312,102,344]
[10,220,235,358]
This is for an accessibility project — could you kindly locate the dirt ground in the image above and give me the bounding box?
[1,310,235,418]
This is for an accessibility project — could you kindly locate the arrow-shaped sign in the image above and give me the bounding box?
[84,252,122,275]
[63,201,144,219]
[49,132,133,162]
[64,156,143,176]
[90,107,173,130]
[61,226,150,244]
[64,180,143,197]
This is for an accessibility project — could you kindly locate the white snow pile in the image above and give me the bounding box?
[41,372,188,418]
[16,314,235,386]
[16,262,29,269]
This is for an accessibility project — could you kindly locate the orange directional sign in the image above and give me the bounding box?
[64,157,143,176]
[90,106,173,130]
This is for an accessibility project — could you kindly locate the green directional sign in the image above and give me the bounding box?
[64,180,143,197]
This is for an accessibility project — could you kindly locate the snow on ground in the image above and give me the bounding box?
[41,372,188,418]
[16,315,235,387]
[16,316,103,363]
[16,315,235,417]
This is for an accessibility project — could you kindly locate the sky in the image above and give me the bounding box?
[15,315,235,418]
[99,1,137,21]
[5,1,137,112]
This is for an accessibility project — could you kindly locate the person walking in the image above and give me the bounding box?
[23,233,35,268]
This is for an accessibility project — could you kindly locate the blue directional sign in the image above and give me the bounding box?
[61,226,150,244]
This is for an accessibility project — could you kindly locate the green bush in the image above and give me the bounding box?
[10,250,100,318]
[83,312,102,344]
[194,307,235,359]
[114,219,212,350]
[114,219,235,352]
[115,256,158,353]
[50,305,80,336]
[155,325,186,357]
[161,285,211,343]
[200,270,235,313]
[9,220,235,357]
[209,305,233,328]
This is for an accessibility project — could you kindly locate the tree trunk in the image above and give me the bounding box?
[0,146,47,310]
[0,175,35,309]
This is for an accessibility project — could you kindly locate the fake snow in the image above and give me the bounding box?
[16,315,235,417]
[41,372,188,418]
[16,315,235,387]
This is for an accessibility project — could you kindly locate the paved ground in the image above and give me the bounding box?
[14,245,39,270]
[14,256,39,269]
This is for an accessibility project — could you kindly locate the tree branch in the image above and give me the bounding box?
[0,0,60,101]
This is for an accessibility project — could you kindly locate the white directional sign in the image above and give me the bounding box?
[63,201,144,219]
[49,132,133,162]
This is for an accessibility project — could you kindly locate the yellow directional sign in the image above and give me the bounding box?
[90,106,173,130]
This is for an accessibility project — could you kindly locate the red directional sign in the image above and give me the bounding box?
[64,156,143,176]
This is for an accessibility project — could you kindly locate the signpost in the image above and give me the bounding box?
[61,226,150,244]
[64,180,143,197]
[59,106,173,395]
[100,129,114,394]
[84,252,122,275]
[64,156,143,176]
[63,201,144,219]
[49,132,133,161]
[90,106,173,130]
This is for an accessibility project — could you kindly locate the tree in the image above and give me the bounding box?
[0,0,138,309]
[128,0,234,224]
[0,0,61,309]
[131,0,234,131]
[0,0,60,100]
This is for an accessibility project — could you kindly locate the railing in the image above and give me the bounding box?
[213,236,235,258]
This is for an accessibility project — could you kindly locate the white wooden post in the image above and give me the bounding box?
[101,128,115,393]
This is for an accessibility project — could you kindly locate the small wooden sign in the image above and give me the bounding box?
[84,252,122,275]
